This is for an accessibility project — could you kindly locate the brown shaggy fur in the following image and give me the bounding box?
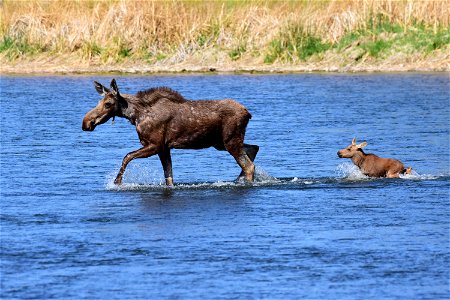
[82,79,258,186]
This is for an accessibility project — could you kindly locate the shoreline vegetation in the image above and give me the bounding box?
[1,0,449,75]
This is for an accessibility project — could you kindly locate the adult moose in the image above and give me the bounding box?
[82,79,259,186]
[337,138,412,178]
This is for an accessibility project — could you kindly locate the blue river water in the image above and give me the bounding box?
[1,73,449,299]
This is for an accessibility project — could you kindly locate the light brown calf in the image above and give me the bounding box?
[337,138,412,178]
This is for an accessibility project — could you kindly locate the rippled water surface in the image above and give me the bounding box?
[1,73,449,299]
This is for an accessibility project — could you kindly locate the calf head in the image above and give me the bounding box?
[82,79,123,131]
[337,138,368,158]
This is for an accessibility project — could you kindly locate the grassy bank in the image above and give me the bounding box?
[1,0,449,73]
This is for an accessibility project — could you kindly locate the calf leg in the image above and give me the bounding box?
[115,146,157,185]
[386,171,400,178]
[237,144,259,180]
[158,148,174,186]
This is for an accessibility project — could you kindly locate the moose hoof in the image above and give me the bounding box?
[114,177,123,185]
[235,175,246,183]
[165,177,174,186]
[235,175,254,184]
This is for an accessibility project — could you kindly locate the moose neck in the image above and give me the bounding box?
[351,150,366,168]
[116,94,139,125]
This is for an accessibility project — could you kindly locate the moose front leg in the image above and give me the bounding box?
[158,148,174,186]
[114,146,157,185]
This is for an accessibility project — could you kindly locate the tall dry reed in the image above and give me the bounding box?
[1,0,448,62]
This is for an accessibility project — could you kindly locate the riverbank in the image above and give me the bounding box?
[1,50,448,75]
[1,0,448,75]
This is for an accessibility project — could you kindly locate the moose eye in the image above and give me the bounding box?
[104,103,112,109]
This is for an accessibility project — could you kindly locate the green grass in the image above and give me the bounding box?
[262,15,449,64]
[367,13,404,34]
[1,16,448,65]
[102,38,132,62]
[360,39,393,57]
[399,25,450,53]
[0,35,44,60]
[264,24,331,63]
[196,22,221,48]
[333,19,449,60]
[229,44,246,61]
[142,50,168,63]
[81,40,102,60]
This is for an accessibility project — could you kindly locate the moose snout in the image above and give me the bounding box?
[337,151,343,158]
[82,116,95,131]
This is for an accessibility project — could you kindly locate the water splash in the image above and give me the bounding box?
[254,166,280,183]
[399,170,441,180]
[105,164,164,190]
[105,162,448,191]
[335,163,445,181]
[335,162,368,180]
[104,165,298,191]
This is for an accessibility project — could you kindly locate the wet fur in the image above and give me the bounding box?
[337,139,412,178]
[352,149,407,178]
[83,80,258,185]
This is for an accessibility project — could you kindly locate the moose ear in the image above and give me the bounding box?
[94,81,110,96]
[110,78,120,95]
[357,141,368,149]
[352,138,357,145]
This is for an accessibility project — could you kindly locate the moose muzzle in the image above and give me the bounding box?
[82,110,98,131]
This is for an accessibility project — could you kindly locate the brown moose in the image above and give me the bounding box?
[82,79,259,186]
[337,138,412,178]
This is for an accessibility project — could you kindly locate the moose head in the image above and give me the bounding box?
[82,79,124,131]
[337,138,368,158]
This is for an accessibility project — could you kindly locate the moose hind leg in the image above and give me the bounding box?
[225,142,255,182]
[244,144,259,161]
[237,144,259,180]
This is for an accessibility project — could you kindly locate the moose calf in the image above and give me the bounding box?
[337,138,412,178]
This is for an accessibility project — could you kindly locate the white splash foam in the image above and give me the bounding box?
[399,170,440,180]
[104,164,291,191]
[254,166,280,183]
[336,163,445,181]
[105,164,164,190]
[335,162,369,180]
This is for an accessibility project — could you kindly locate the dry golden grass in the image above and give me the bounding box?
[0,0,448,68]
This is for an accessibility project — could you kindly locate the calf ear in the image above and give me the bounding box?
[94,81,110,96]
[357,141,368,149]
[110,78,120,96]
[352,138,357,145]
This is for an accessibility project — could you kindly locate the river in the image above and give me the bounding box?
[1,73,448,299]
